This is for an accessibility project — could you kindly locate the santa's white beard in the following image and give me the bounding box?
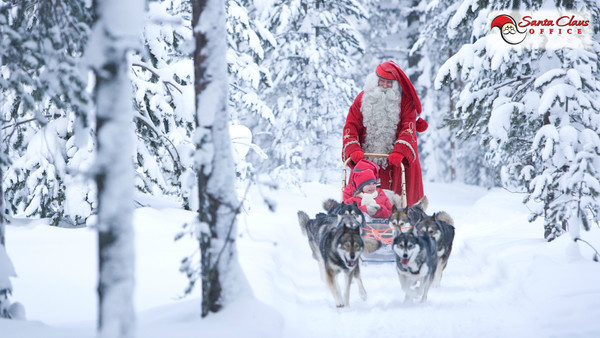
[361,73,402,169]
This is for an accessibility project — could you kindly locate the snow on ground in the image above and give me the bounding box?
[2,182,600,337]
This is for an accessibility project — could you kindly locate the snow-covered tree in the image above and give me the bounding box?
[360,0,406,66]
[226,0,275,126]
[183,0,245,317]
[435,0,600,241]
[131,0,196,208]
[410,0,494,184]
[87,0,145,336]
[0,1,94,226]
[260,0,364,184]
[0,156,23,320]
[0,126,15,318]
[524,47,600,241]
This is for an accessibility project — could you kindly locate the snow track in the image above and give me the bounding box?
[3,181,599,337]
[239,182,600,338]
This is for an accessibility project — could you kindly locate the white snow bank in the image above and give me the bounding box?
[2,182,600,337]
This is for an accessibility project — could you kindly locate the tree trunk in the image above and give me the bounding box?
[0,164,10,318]
[192,0,242,317]
[91,0,144,336]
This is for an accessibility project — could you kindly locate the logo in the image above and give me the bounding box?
[490,15,527,45]
[489,11,592,49]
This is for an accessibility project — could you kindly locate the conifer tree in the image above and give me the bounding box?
[413,0,493,184]
[262,0,364,184]
[0,1,94,226]
[0,123,15,318]
[435,0,600,240]
[131,0,196,207]
[227,0,275,125]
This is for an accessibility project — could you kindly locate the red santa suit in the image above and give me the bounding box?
[342,61,427,207]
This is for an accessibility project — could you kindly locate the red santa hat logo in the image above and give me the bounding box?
[491,14,527,45]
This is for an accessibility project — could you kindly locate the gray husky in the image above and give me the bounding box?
[391,223,438,303]
[298,201,370,307]
[415,211,455,287]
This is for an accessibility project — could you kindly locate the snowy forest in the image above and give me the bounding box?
[1,0,600,337]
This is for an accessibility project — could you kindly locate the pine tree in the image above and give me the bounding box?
[0,124,16,318]
[88,0,145,336]
[261,0,364,184]
[224,0,274,183]
[226,0,275,125]
[525,46,600,241]
[131,0,196,208]
[435,0,600,242]
[413,0,494,184]
[0,1,94,226]
[361,0,406,66]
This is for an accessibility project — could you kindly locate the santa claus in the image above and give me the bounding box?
[342,60,428,207]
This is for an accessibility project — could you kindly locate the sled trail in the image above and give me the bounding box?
[238,182,600,338]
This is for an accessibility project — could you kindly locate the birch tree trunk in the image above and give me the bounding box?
[90,1,144,336]
[192,0,243,317]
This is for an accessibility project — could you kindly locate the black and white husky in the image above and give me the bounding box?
[298,201,371,307]
[415,211,455,287]
[389,205,438,303]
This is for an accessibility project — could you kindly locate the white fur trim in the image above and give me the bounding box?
[343,140,359,160]
[394,140,416,159]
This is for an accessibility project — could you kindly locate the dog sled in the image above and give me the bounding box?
[343,153,406,263]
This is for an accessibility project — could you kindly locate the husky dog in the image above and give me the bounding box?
[298,201,368,307]
[323,199,381,253]
[387,196,429,231]
[415,211,455,287]
[390,223,438,303]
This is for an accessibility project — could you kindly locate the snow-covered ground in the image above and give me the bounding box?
[2,182,600,337]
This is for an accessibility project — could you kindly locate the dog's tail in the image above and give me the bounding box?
[363,238,382,254]
[297,211,310,236]
[322,199,340,215]
[414,195,429,211]
[436,211,454,226]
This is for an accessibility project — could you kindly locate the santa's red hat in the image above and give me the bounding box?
[375,61,422,116]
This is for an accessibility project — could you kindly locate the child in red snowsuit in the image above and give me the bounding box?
[343,159,393,219]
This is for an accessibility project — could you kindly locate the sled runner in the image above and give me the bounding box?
[343,153,406,263]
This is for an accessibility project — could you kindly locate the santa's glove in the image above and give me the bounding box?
[350,150,364,164]
[416,117,428,133]
[388,152,405,167]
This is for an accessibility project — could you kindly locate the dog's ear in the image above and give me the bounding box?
[391,204,398,214]
[407,207,422,224]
